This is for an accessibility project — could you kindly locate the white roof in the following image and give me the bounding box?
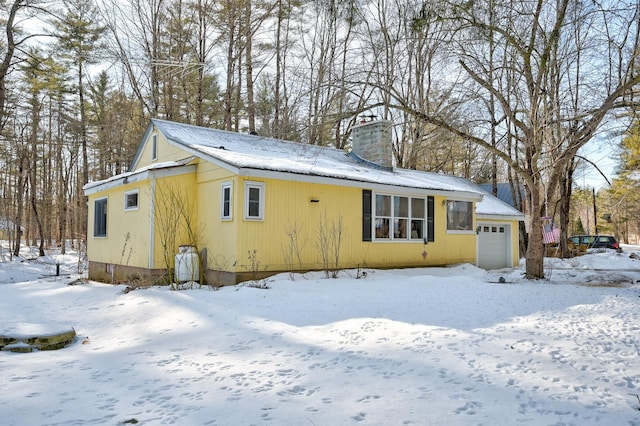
[474,185,526,220]
[88,119,523,219]
[153,119,481,193]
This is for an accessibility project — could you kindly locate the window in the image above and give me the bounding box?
[410,198,425,240]
[124,190,139,210]
[446,200,473,231]
[151,134,157,160]
[393,196,408,238]
[94,197,107,237]
[375,194,391,238]
[221,182,232,220]
[365,193,430,241]
[244,181,264,220]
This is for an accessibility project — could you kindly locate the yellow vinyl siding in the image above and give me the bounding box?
[88,168,489,281]
[194,161,239,271]
[228,178,478,273]
[87,182,152,269]
[135,129,194,169]
[151,173,198,271]
[511,222,520,266]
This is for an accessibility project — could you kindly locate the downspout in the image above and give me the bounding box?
[149,177,156,269]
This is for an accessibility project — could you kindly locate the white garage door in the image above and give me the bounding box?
[477,223,510,269]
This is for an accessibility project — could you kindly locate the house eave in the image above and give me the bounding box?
[477,213,525,222]
[83,163,197,196]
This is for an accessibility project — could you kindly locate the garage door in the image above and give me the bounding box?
[477,223,510,269]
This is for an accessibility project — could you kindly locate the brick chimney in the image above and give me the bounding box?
[350,119,393,168]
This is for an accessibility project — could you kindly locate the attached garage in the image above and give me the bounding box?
[477,223,512,269]
[474,187,525,269]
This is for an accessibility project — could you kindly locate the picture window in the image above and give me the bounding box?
[373,194,427,241]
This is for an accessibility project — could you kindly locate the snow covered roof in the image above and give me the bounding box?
[474,185,525,220]
[86,119,523,218]
[152,119,482,193]
[151,120,523,218]
[151,119,484,195]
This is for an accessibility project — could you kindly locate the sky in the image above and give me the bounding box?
[2,244,640,425]
[577,139,619,190]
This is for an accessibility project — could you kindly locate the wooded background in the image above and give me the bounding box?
[1,0,639,278]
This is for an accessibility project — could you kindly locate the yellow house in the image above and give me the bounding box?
[83,119,524,285]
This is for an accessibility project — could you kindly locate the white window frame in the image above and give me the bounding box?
[410,198,426,241]
[373,193,426,241]
[446,200,474,232]
[374,194,392,239]
[151,134,157,160]
[244,181,265,220]
[221,181,233,220]
[93,197,108,238]
[124,189,139,211]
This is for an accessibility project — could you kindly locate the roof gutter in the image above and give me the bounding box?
[477,213,526,221]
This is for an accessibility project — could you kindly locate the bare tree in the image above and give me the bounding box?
[382,0,640,279]
[0,1,52,132]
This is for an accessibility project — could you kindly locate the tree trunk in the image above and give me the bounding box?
[13,155,26,257]
[245,0,255,134]
[29,171,46,257]
[273,0,283,137]
[525,184,545,279]
[558,159,575,257]
[223,1,237,131]
[0,0,22,132]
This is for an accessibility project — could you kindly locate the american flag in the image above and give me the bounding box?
[542,224,560,244]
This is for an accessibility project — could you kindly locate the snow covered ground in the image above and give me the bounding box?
[1,244,640,425]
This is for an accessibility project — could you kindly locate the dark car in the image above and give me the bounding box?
[568,235,621,252]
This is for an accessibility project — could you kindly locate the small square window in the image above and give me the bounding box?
[125,190,139,210]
